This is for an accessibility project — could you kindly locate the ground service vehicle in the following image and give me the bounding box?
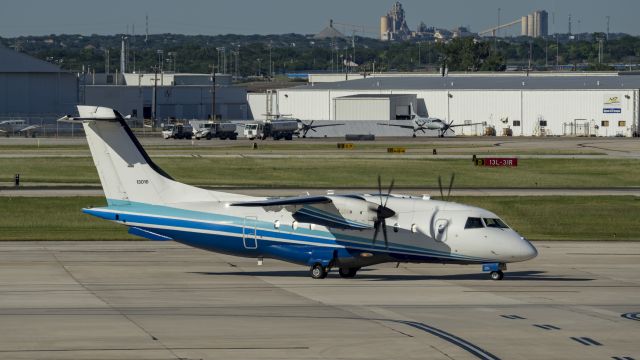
[162,124,193,139]
[195,122,238,140]
[243,120,298,140]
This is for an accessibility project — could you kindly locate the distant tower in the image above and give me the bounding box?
[380,1,410,41]
[521,16,529,36]
[568,14,572,35]
[606,15,610,39]
[145,13,149,43]
[120,36,127,74]
[537,10,548,37]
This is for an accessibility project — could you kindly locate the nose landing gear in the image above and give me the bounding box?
[483,263,507,281]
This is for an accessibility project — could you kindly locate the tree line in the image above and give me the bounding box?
[2,32,639,75]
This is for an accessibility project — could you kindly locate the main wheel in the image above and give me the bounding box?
[490,270,504,281]
[310,263,328,279]
[338,267,359,278]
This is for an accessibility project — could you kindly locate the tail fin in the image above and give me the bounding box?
[77,106,229,205]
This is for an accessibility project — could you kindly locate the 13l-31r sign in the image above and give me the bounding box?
[475,157,518,167]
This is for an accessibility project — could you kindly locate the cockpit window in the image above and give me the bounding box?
[483,218,509,229]
[465,217,484,229]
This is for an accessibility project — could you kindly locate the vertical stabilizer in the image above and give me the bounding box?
[78,106,232,205]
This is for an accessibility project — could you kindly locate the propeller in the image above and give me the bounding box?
[372,175,396,248]
[437,173,456,201]
[440,120,456,137]
[300,120,315,138]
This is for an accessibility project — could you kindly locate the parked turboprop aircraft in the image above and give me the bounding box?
[60,106,536,280]
[379,104,485,138]
[0,120,40,135]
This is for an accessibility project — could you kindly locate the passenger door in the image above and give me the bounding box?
[243,216,258,249]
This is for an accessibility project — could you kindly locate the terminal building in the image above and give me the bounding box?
[249,74,640,137]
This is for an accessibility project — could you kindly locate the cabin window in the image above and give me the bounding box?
[464,217,484,229]
[601,120,609,127]
[483,218,509,229]
[513,120,521,127]
[618,121,626,127]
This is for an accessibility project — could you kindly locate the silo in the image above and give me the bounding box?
[527,13,535,38]
[380,16,390,40]
[538,10,549,36]
[521,16,529,36]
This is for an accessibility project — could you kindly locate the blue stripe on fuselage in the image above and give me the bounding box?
[83,200,489,263]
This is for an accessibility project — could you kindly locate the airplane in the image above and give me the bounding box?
[379,104,485,138]
[296,119,345,138]
[0,120,40,135]
[61,106,537,280]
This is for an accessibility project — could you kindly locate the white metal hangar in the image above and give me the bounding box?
[262,74,640,137]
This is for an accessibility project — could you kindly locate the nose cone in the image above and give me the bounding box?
[514,238,538,262]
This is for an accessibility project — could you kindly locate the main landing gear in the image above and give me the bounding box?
[310,263,360,279]
[310,263,328,279]
[490,270,504,281]
[483,263,507,281]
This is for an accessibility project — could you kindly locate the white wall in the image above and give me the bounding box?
[270,88,639,136]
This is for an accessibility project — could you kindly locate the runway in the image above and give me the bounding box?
[0,241,637,359]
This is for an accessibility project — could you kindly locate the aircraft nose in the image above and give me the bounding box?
[516,237,538,261]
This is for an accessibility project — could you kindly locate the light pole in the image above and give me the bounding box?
[418,42,421,67]
[209,64,216,121]
[152,65,159,130]
[447,91,453,123]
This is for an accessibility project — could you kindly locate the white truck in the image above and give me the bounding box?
[162,124,193,139]
[243,119,299,140]
[194,122,238,140]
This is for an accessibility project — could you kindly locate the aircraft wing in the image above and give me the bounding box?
[231,194,385,230]
[17,125,40,132]
[307,123,345,129]
[449,122,486,128]
[377,123,416,130]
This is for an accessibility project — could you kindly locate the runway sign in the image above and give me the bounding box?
[476,157,518,167]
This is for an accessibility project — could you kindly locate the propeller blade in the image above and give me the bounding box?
[383,178,395,208]
[382,219,389,248]
[438,176,444,200]
[446,173,455,200]
[377,175,383,205]
[311,128,317,132]
[372,221,380,244]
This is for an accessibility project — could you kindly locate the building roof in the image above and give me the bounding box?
[296,74,640,91]
[337,94,412,99]
[0,45,63,73]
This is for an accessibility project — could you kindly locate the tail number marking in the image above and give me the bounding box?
[137,180,149,184]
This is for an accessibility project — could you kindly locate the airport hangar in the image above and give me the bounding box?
[0,44,249,132]
[249,74,640,137]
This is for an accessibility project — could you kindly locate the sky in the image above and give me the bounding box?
[0,0,638,38]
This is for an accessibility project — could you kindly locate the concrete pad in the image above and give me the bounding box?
[0,241,638,359]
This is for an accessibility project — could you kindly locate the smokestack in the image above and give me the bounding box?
[120,36,126,74]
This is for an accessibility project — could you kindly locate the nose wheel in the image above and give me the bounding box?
[483,263,506,281]
[490,270,504,281]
